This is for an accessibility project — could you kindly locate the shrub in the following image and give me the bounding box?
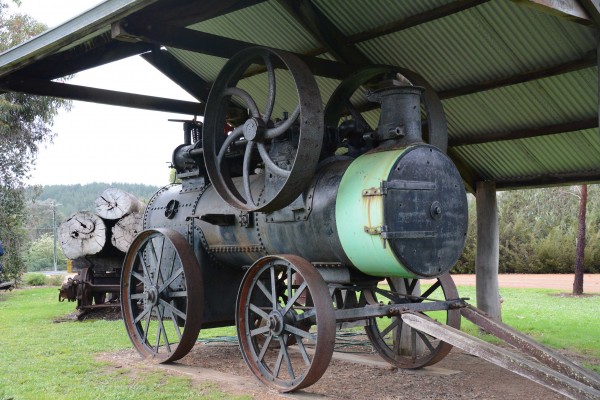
[24,273,47,286]
[45,275,65,286]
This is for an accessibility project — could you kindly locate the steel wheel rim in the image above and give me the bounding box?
[364,273,460,368]
[236,254,335,392]
[121,228,203,363]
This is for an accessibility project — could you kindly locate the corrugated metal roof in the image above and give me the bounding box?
[0,0,598,190]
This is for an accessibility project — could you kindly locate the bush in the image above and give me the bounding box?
[46,275,65,286]
[24,273,46,286]
[451,186,600,274]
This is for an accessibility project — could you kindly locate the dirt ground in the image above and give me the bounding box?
[99,339,586,400]
[449,273,600,293]
[94,274,600,399]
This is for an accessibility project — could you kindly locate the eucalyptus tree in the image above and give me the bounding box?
[0,0,71,282]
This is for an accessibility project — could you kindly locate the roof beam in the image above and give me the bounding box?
[0,78,203,115]
[276,0,369,65]
[17,38,154,81]
[114,21,356,80]
[449,118,598,147]
[511,0,593,25]
[347,0,491,44]
[141,48,210,102]
[439,51,596,100]
[577,0,600,27]
[496,170,600,189]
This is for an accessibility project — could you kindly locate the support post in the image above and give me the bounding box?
[475,181,501,320]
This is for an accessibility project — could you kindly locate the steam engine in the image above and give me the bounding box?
[121,47,468,392]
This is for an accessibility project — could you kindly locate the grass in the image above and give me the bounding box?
[0,285,598,399]
[0,288,248,400]
[457,286,600,361]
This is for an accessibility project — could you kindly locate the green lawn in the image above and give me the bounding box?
[0,285,598,399]
[458,286,600,362]
[0,288,247,400]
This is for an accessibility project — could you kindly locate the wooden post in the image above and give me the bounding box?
[475,181,502,321]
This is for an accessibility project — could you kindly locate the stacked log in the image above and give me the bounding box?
[58,188,145,258]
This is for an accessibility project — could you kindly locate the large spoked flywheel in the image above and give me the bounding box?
[203,47,324,212]
[364,273,460,369]
[121,228,203,363]
[236,255,335,392]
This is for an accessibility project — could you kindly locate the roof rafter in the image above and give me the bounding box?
[449,118,598,147]
[276,0,369,65]
[496,170,600,189]
[141,48,210,102]
[0,78,203,115]
[113,21,357,79]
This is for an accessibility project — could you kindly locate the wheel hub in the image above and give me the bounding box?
[145,286,159,306]
[266,311,285,336]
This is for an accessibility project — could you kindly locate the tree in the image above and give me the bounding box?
[0,1,71,283]
[23,233,67,271]
[573,185,587,295]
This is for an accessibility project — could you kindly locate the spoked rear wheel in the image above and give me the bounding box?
[236,255,335,392]
[121,228,203,363]
[364,273,460,368]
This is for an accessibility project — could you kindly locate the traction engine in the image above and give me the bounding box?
[121,47,469,392]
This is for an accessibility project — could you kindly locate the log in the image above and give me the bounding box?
[58,211,107,259]
[111,212,144,253]
[94,188,144,220]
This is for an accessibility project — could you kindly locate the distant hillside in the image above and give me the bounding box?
[35,182,162,218]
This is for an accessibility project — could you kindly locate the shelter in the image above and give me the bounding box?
[1,0,599,318]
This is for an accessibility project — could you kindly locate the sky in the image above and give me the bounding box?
[8,0,198,186]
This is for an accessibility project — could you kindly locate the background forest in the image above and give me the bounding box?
[454,185,600,274]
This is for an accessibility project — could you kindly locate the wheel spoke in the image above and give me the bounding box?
[379,316,401,338]
[160,298,186,321]
[274,344,285,378]
[134,305,152,324]
[257,143,291,177]
[280,336,295,380]
[263,54,275,122]
[416,330,436,353]
[270,266,277,309]
[132,269,151,287]
[284,324,316,342]
[223,87,260,117]
[283,281,307,314]
[130,293,145,300]
[158,267,183,293]
[419,280,441,302]
[257,333,273,362]
[168,290,188,298]
[250,325,270,337]
[158,307,171,354]
[142,307,152,343]
[256,279,274,305]
[249,303,270,319]
[295,334,312,366]
[167,306,183,340]
[243,141,257,207]
[264,104,300,139]
[216,126,244,166]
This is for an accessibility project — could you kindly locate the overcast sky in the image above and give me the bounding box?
[10,0,198,187]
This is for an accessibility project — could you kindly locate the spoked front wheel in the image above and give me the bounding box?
[236,254,335,392]
[121,228,203,363]
[364,273,460,368]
